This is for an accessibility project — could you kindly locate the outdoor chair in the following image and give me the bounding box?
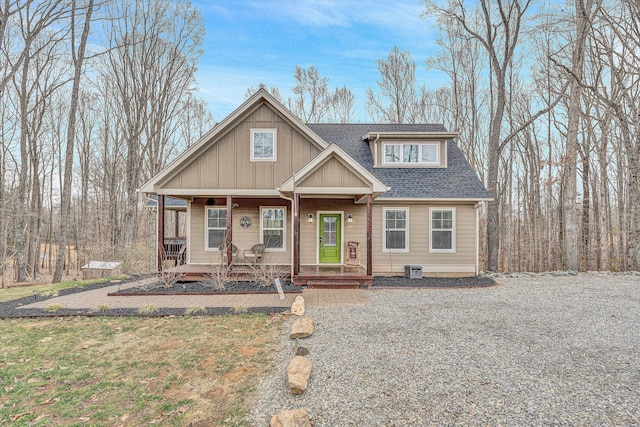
[243,243,265,265]
[218,243,239,265]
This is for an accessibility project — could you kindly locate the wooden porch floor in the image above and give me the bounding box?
[166,264,372,287]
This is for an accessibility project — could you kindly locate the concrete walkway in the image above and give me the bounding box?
[17,277,369,310]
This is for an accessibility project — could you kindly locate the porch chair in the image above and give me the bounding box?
[243,243,265,265]
[218,243,239,265]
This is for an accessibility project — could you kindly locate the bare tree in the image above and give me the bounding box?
[100,0,204,246]
[366,46,422,124]
[245,83,283,102]
[424,0,532,272]
[53,0,95,283]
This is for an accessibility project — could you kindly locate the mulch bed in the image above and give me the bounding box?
[0,275,495,319]
[371,276,495,288]
[109,280,302,296]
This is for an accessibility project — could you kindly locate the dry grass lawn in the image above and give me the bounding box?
[0,314,285,426]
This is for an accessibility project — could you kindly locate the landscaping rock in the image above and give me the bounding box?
[269,408,311,427]
[291,295,305,316]
[290,317,314,338]
[287,356,312,395]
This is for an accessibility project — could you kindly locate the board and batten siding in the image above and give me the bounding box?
[160,103,322,191]
[372,202,477,276]
[297,157,370,189]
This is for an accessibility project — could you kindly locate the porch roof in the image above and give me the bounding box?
[277,143,389,200]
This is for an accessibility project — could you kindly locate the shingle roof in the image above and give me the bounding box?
[145,195,187,209]
[307,124,492,200]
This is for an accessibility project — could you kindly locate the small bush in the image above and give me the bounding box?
[230,306,248,314]
[185,306,205,315]
[92,303,110,312]
[44,304,63,312]
[138,304,158,315]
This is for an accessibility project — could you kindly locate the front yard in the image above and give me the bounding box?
[0,314,284,426]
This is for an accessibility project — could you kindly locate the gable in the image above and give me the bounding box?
[297,156,369,189]
[139,89,328,194]
[279,143,389,198]
[160,103,322,191]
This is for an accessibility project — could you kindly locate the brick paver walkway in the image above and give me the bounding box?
[17,277,369,311]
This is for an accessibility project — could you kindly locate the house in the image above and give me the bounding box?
[139,89,492,286]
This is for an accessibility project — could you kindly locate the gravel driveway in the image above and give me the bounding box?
[250,275,640,426]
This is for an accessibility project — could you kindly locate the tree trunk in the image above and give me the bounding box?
[53,0,94,283]
[563,0,590,271]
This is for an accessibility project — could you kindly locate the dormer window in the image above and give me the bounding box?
[251,129,277,161]
[383,143,439,165]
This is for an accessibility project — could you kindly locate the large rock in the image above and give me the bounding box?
[290,317,314,338]
[291,295,305,316]
[269,408,311,427]
[287,356,312,395]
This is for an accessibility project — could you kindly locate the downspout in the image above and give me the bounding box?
[373,133,380,167]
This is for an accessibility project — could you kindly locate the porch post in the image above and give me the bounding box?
[226,195,233,267]
[174,210,180,237]
[157,194,165,273]
[367,193,372,276]
[293,193,300,276]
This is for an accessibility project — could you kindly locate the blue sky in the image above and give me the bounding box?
[193,0,448,121]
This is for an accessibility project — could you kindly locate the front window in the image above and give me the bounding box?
[261,207,285,250]
[206,207,226,249]
[421,144,439,163]
[383,208,408,251]
[385,144,400,163]
[251,129,276,161]
[383,143,440,165]
[430,208,455,252]
[403,144,419,163]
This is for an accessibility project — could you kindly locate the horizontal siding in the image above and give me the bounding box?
[188,200,478,275]
[189,202,292,265]
[299,203,367,267]
[372,203,477,275]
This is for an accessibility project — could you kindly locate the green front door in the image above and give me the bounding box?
[319,214,341,263]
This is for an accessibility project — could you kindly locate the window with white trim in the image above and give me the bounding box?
[430,208,455,252]
[261,207,285,250]
[383,143,439,165]
[383,208,408,251]
[421,144,439,164]
[251,129,276,161]
[206,207,226,250]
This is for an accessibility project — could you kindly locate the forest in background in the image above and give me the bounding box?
[1,0,639,284]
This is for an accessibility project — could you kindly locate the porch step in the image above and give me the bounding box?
[306,280,361,289]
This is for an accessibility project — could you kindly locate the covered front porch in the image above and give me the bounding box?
[157,194,375,287]
[154,144,388,288]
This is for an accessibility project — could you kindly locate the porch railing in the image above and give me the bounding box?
[163,237,186,265]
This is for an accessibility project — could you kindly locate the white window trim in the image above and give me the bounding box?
[382,207,409,253]
[250,128,277,162]
[260,206,286,252]
[429,207,456,253]
[382,142,440,165]
[205,206,227,251]
[421,143,439,165]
